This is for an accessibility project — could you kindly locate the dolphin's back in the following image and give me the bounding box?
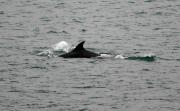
[59,41,99,58]
[60,50,99,58]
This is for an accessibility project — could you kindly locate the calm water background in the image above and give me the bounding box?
[0,0,180,111]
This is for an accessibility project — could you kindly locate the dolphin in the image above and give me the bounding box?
[59,41,100,58]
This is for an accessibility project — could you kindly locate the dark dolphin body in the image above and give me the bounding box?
[59,41,100,58]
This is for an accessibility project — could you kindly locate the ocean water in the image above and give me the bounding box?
[0,0,180,111]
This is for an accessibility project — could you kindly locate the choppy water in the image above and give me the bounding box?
[0,0,180,111]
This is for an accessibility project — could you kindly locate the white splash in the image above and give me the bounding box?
[114,55,126,59]
[99,53,125,59]
[99,53,114,58]
[52,41,71,52]
[37,41,71,57]
[37,49,55,57]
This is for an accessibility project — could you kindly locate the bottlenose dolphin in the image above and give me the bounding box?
[59,41,100,58]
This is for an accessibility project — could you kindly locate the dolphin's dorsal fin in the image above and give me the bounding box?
[73,41,85,51]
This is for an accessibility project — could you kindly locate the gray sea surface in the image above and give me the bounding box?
[0,0,180,111]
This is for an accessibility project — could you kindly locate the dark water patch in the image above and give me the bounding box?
[72,92,85,95]
[128,1,136,3]
[81,29,87,32]
[24,103,41,109]
[143,98,176,102]
[12,28,24,31]
[152,28,161,30]
[0,11,4,14]
[0,69,8,73]
[19,11,33,14]
[32,27,40,33]
[72,18,83,23]
[8,63,19,66]
[142,68,151,71]
[61,30,69,34]
[145,79,154,88]
[40,17,51,22]
[8,88,22,93]
[158,57,180,61]
[9,80,20,83]
[0,21,10,27]
[0,54,12,59]
[54,2,65,8]
[45,103,59,108]
[0,68,18,73]
[72,86,106,89]
[144,0,156,2]
[0,78,5,82]
[36,4,47,9]
[0,37,15,41]
[153,12,163,16]
[35,90,50,93]
[146,81,154,89]
[30,65,47,70]
[126,55,156,62]
[79,108,88,111]
[176,59,180,61]
[177,89,180,94]
[173,45,180,50]
[89,96,103,99]
[88,74,105,77]
[33,46,49,50]
[135,11,147,15]
[87,60,99,64]
[24,102,59,109]
[47,30,58,34]
[26,76,41,79]
[34,90,60,95]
